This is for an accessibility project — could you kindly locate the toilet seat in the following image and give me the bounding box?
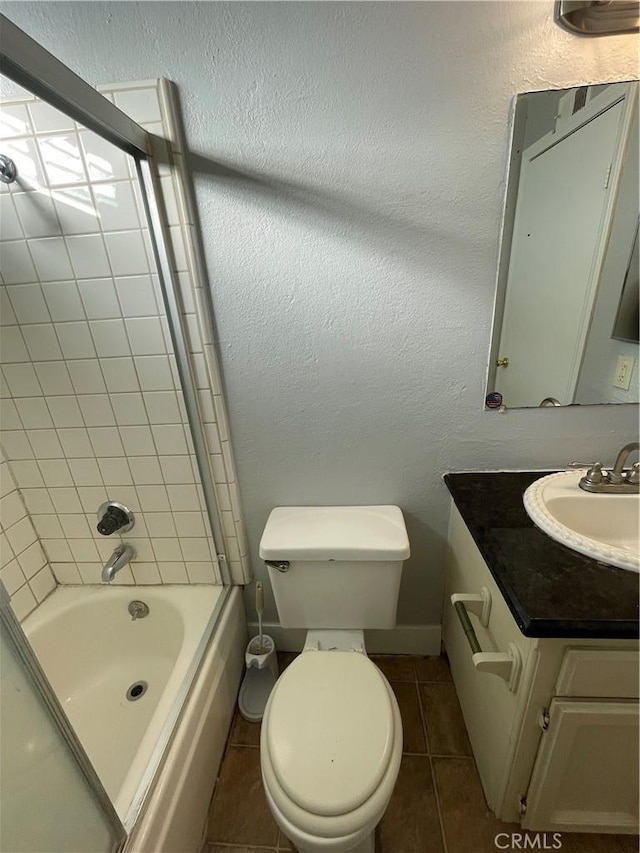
[266,651,394,816]
[261,651,402,843]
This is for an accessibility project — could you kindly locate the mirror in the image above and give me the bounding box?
[486,81,639,409]
[612,224,639,344]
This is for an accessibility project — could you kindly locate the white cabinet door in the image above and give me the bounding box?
[523,698,639,834]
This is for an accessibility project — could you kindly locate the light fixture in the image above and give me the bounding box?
[555,0,640,35]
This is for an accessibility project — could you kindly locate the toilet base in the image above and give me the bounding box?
[343,831,375,853]
[264,780,377,853]
[297,832,374,853]
[287,833,374,853]
[294,831,373,853]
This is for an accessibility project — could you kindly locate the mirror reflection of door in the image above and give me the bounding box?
[494,82,638,408]
[612,224,639,344]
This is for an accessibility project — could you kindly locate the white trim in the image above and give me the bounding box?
[97,79,162,94]
[247,621,442,656]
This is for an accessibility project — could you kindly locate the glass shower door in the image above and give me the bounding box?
[0,587,125,853]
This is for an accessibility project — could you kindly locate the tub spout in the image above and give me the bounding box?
[102,544,134,583]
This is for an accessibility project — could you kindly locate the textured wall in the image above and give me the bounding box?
[3,2,636,629]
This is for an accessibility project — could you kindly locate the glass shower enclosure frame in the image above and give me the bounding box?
[0,13,229,850]
[1,584,126,851]
[0,16,229,584]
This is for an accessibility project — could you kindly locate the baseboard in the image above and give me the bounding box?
[246,622,442,656]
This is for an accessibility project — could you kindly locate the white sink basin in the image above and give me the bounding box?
[524,470,640,573]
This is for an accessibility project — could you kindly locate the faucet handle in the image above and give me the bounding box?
[581,462,608,486]
[97,501,134,536]
[625,462,640,486]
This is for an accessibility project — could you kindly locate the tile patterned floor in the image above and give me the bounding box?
[205,654,638,853]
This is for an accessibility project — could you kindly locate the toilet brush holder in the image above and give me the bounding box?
[246,634,278,676]
[238,634,279,722]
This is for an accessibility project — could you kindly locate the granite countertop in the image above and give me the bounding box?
[444,471,639,640]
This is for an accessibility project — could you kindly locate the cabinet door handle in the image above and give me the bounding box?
[451,596,522,693]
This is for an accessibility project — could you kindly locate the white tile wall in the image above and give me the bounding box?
[0,453,55,619]
[1,79,249,617]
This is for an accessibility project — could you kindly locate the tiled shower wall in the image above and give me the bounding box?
[0,79,250,618]
[0,447,55,620]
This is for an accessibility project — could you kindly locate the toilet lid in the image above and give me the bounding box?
[265,651,395,817]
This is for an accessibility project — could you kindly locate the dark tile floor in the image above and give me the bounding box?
[205,654,638,853]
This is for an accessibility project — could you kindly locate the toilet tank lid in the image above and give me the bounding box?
[259,505,410,561]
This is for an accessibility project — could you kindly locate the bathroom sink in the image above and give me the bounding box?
[523,470,640,573]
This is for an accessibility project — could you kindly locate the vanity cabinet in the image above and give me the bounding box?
[443,504,639,834]
[524,696,638,832]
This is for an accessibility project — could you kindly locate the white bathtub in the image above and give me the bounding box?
[23,584,246,851]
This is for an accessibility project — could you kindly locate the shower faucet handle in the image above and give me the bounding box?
[97,501,135,535]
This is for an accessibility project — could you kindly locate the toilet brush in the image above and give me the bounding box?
[253,581,268,654]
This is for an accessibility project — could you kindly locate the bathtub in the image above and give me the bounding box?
[22,584,246,852]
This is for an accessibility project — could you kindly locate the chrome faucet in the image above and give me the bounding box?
[609,442,639,485]
[102,544,134,583]
[576,442,639,493]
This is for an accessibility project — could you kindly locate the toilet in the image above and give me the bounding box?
[258,505,410,853]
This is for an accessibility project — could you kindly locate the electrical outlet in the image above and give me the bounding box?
[613,355,635,391]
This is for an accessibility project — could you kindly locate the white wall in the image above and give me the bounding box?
[3,2,636,634]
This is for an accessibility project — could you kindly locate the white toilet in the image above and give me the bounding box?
[258,505,410,853]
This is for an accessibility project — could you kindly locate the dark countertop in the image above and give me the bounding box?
[444,471,639,640]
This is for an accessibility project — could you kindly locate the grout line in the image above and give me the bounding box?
[415,674,449,853]
[205,845,278,851]
[430,752,474,760]
[414,680,430,754]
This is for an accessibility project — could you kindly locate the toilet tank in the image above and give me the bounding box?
[259,506,410,629]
